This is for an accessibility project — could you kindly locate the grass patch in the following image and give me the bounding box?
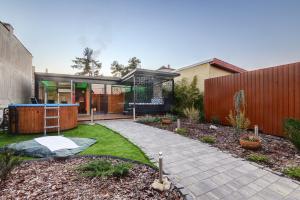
[0,124,151,165]
[247,153,269,164]
[175,128,187,135]
[200,135,216,144]
[78,160,132,178]
[283,166,300,180]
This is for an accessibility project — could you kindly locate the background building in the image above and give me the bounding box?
[175,58,246,92]
[0,22,33,105]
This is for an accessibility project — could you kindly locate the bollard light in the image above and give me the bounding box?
[254,125,259,137]
[159,152,163,184]
[177,119,180,129]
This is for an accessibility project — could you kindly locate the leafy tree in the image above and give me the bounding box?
[71,47,102,76]
[173,76,204,118]
[111,57,141,77]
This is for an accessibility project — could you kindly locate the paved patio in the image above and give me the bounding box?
[98,120,300,200]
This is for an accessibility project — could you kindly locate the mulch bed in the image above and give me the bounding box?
[142,119,300,178]
[0,157,183,200]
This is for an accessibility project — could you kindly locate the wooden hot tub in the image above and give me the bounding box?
[9,104,78,134]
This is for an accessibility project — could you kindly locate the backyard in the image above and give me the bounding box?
[0,124,183,199]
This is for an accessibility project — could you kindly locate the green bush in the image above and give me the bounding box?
[165,114,177,122]
[283,166,300,180]
[211,116,220,125]
[0,148,21,180]
[247,153,269,164]
[200,136,216,144]
[176,128,187,135]
[78,160,132,178]
[173,76,204,117]
[284,118,300,150]
[137,116,161,123]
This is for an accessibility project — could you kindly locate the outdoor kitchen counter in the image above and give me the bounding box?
[8,104,78,134]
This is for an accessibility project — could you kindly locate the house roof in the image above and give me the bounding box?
[176,58,246,73]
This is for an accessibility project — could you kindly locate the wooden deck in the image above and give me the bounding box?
[78,113,132,122]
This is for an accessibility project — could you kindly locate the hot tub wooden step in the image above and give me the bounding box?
[45,116,60,119]
[45,125,60,129]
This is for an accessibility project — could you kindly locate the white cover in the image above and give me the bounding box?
[34,136,80,152]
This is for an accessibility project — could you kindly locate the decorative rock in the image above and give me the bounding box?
[209,125,218,130]
[151,177,171,192]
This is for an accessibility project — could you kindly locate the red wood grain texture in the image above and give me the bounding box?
[204,62,300,136]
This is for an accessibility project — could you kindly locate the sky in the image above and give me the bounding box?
[1,0,300,75]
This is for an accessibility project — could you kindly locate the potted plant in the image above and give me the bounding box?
[239,134,261,150]
[161,117,172,125]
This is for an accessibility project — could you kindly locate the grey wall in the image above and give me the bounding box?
[0,23,33,105]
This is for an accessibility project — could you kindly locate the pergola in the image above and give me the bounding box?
[121,68,180,118]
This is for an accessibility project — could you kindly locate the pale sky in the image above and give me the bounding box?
[1,0,300,75]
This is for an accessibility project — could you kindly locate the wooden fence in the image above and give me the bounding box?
[204,62,300,137]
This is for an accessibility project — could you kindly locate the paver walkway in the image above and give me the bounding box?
[99,120,300,200]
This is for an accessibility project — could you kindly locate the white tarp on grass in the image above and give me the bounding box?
[34,136,80,152]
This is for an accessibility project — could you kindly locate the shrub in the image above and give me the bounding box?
[200,136,216,144]
[284,118,300,150]
[211,116,220,125]
[176,128,187,135]
[0,148,21,180]
[247,153,269,164]
[183,107,199,123]
[137,116,160,124]
[173,76,204,116]
[78,160,132,178]
[226,90,250,136]
[283,166,300,180]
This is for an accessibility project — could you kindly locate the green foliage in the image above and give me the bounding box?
[165,114,177,122]
[71,47,102,76]
[226,90,250,135]
[111,57,141,77]
[173,76,204,117]
[247,153,269,164]
[284,118,300,150]
[283,166,300,180]
[200,136,216,144]
[176,128,187,135]
[0,148,21,180]
[211,116,220,125]
[137,116,161,123]
[183,107,199,123]
[78,160,132,178]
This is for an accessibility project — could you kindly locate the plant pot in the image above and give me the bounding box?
[239,138,261,150]
[161,118,172,125]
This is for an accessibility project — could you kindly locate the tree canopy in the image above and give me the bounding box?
[71,47,102,76]
[111,57,141,77]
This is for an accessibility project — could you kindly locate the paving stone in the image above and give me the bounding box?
[98,120,300,200]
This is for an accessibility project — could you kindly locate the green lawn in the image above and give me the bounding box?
[0,124,151,164]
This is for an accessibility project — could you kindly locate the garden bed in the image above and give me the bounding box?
[0,157,183,199]
[140,118,300,180]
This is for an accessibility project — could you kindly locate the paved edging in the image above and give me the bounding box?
[98,120,300,200]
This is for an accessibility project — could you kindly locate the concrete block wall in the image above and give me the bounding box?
[0,22,33,105]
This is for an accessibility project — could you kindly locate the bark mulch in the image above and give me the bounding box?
[0,157,183,200]
[142,119,300,177]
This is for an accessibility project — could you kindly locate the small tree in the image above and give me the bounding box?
[71,47,102,76]
[226,90,250,137]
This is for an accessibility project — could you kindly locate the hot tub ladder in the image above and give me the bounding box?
[44,105,60,136]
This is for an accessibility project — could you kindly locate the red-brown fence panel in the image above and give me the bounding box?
[204,62,300,137]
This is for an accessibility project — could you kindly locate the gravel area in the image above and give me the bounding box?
[0,157,183,200]
[142,119,300,176]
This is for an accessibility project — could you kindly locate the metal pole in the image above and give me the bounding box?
[159,152,163,184]
[70,80,73,103]
[133,76,136,121]
[177,119,180,129]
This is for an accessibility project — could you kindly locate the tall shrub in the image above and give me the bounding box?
[284,118,300,150]
[173,76,204,118]
[226,90,250,136]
